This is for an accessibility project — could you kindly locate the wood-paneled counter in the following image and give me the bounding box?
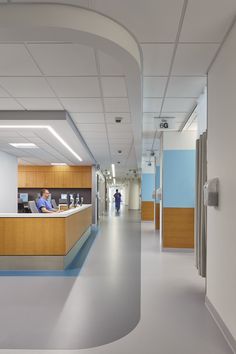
[0,205,92,256]
[18,165,92,188]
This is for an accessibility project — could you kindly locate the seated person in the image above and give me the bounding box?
[37,189,59,213]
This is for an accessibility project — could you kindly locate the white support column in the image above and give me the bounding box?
[128,179,140,210]
[0,151,18,213]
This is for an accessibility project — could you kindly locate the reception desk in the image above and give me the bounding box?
[0,205,92,270]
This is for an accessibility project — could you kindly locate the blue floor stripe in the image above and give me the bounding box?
[0,226,99,277]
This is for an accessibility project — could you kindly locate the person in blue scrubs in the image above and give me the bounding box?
[114,189,122,213]
[37,189,58,213]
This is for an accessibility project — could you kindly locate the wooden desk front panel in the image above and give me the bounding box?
[0,207,92,256]
[0,218,65,256]
[65,207,92,254]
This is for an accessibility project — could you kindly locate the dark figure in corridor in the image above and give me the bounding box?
[114,189,122,213]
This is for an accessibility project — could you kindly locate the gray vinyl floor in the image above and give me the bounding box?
[0,205,232,354]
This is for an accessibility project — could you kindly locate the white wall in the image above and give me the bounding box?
[196,87,207,138]
[163,131,197,150]
[129,179,140,210]
[0,151,17,213]
[207,20,236,341]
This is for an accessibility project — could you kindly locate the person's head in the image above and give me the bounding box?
[116,189,118,192]
[40,189,50,200]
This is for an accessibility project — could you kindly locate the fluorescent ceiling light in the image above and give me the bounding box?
[0,125,82,162]
[51,163,68,166]
[113,177,116,184]
[9,143,38,149]
[111,163,116,178]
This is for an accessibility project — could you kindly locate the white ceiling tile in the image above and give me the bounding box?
[71,113,105,124]
[172,43,219,75]
[105,113,131,124]
[47,77,100,97]
[162,98,196,112]
[98,51,124,75]
[0,77,55,97]
[166,76,206,97]
[0,44,41,76]
[0,131,21,138]
[142,44,174,75]
[84,132,107,139]
[78,124,106,133]
[107,124,132,133]
[27,43,97,76]
[13,0,89,5]
[104,98,130,112]
[92,0,184,42]
[143,77,167,97]
[0,86,9,97]
[0,98,24,110]
[17,98,63,110]
[160,112,187,122]
[180,0,236,42]
[143,98,162,113]
[101,77,127,97]
[108,136,132,142]
[61,98,103,112]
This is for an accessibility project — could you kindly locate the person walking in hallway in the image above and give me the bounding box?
[114,189,122,213]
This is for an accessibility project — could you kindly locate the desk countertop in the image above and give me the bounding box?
[0,204,92,218]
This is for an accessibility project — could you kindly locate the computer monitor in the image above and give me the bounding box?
[19,193,28,203]
[61,193,67,199]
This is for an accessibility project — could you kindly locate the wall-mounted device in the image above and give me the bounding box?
[115,117,123,123]
[204,178,219,207]
[156,188,162,200]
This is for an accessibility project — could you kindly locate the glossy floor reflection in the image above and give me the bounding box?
[0,208,232,354]
[0,205,141,350]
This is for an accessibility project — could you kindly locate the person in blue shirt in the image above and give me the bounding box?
[114,189,122,213]
[37,189,58,213]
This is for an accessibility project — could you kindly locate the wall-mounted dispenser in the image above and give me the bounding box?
[156,188,162,201]
[203,178,219,207]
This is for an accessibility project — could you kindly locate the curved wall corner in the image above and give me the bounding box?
[0,3,143,165]
[0,3,142,350]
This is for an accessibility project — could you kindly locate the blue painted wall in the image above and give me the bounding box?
[141,173,155,201]
[163,150,195,208]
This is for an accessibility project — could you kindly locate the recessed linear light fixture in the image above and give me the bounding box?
[111,163,116,178]
[0,125,82,162]
[9,143,38,149]
[51,163,68,166]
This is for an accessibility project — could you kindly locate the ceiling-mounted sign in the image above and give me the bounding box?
[154,116,176,131]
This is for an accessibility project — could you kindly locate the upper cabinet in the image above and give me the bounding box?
[18,166,92,189]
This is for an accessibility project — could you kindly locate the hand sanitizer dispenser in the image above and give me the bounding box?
[203,178,219,207]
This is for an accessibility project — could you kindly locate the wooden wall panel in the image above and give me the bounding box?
[155,203,160,230]
[141,201,154,221]
[18,165,92,188]
[163,208,194,248]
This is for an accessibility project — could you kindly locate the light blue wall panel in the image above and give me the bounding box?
[141,173,155,201]
[163,150,195,208]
